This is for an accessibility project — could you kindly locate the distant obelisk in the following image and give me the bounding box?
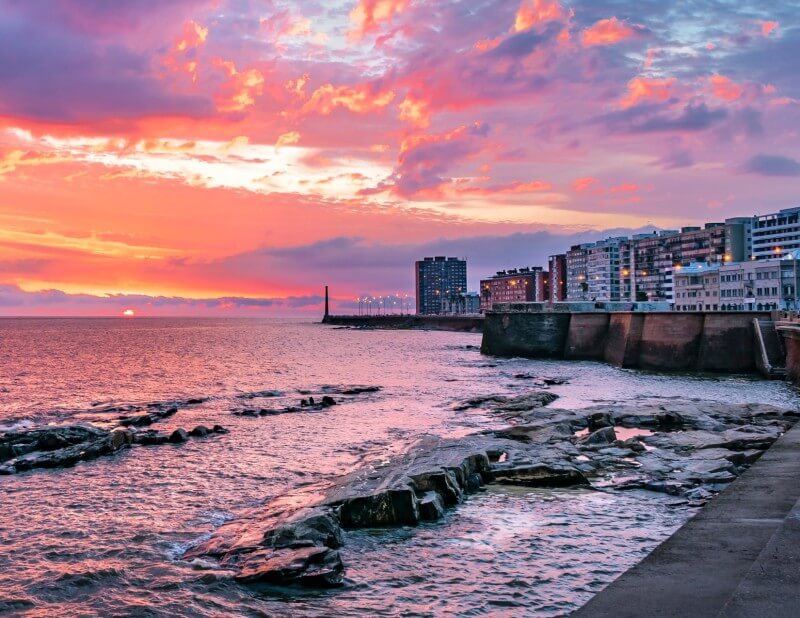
[324,285,330,318]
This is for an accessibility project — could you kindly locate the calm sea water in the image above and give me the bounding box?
[1,318,797,617]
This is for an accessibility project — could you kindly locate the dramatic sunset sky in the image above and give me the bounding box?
[0,0,798,315]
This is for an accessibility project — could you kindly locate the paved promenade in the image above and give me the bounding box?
[573,420,800,617]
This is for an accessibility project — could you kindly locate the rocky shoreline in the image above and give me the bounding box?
[0,400,228,475]
[183,394,798,588]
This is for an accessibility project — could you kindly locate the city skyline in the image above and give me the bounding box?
[0,1,798,315]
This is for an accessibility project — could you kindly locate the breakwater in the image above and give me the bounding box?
[322,314,483,332]
[482,305,772,373]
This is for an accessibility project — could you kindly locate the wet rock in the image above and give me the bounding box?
[169,428,189,443]
[338,386,381,395]
[336,486,420,527]
[410,470,463,506]
[190,425,210,437]
[118,413,153,427]
[8,428,133,472]
[321,396,336,407]
[133,431,170,446]
[587,412,612,430]
[581,426,617,445]
[418,491,445,520]
[235,546,344,587]
[491,464,589,487]
[454,391,558,416]
[212,425,229,434]
[237,390,282,400]
[619,438,646,453]
[186,398,208,405]
[263,507,343,549]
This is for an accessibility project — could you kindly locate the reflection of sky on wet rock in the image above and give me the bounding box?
[0,318,797,616]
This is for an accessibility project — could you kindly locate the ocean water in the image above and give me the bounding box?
[0,318,797,617]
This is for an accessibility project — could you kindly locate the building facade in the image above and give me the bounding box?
[587,237,626,301]
[548,254,567,302]
[415,256,467,315]
[673,263,721,311]
[441,291,481,315]
[751,207,800,260]
[479,267,547,312]
[719,257,800,311]
[566,243,592,301]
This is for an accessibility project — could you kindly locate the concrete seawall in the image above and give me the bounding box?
[322,314,484,332]
[482,308,771,373]
[573,420,800,617]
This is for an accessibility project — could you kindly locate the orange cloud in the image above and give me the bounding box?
[572,177,597,192]
[303,84,396,115]
[398,94,431,128]
[619,76,675,108]
[709,74,743,101]
[475,37,502,52]
[286,73,310,98]
[163,20,209,82]
[455,179,553,197]
[0,149,71,178]
[176,20,208,51]
[760,20,779,36]
[348,0,410,40]
[514,0,566,32]
[582,17,636,46]
[213,59,265,112]
[275,131,300,150]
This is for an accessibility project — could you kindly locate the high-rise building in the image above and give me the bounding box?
[548,254,567,302]
[587,237,626,301]
[751,206,800,260]
[479,267,547,312]
[724,217,754,262]
[566,243,593,301]
[415,256,467,315]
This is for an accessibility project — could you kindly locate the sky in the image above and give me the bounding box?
[0,0,798,316]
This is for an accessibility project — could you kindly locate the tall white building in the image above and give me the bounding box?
[587,237,626,301]
[751,207,800,260]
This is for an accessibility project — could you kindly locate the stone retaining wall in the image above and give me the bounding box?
[482,310,770,373]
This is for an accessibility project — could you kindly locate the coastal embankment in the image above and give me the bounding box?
[573,418,800,617]
[482,305,772,373]
[322,314,483,332]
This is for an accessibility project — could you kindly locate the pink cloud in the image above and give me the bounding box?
[709,74,743,101]
[619,76,676,108]
[513,0,567,33]
[212,59,265,113]
[572,177,597,192]
[302,83,396,115]
[760,20,779,36]
[348,0,410,40]
[582,17,637,47]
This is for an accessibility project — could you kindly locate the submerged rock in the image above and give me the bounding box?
[0,425,133,472]
[235,546,344,587]
[1,417,228,472]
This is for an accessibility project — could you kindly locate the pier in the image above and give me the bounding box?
[321,313,484,332]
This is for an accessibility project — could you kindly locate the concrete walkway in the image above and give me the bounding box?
[573,421,800,617]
